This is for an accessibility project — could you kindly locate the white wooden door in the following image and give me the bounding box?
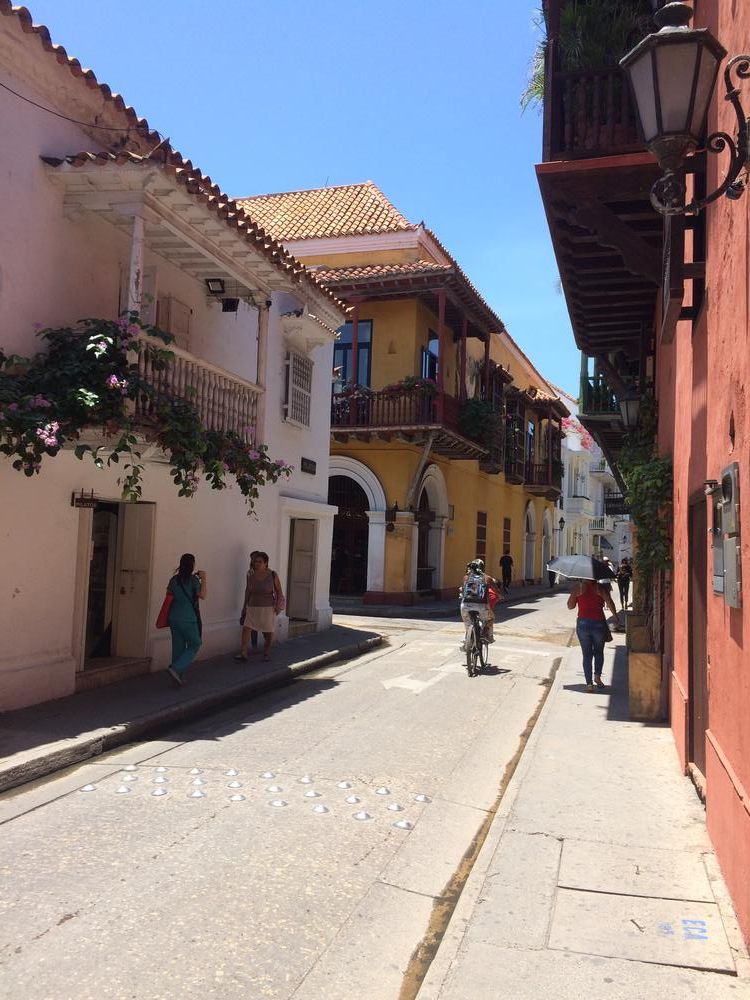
[113,503,155,658]
[287,519,316,620]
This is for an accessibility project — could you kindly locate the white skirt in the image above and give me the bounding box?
[244,605,276,634]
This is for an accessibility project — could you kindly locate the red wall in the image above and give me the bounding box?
[668,0,750,947]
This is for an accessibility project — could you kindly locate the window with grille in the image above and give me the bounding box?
[476,511,487,558]
[285,351,313,427]
[503,517,511,555]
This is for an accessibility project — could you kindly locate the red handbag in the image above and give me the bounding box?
[155,592,173,629]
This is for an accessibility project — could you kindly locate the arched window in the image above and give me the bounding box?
[421,330,439,380]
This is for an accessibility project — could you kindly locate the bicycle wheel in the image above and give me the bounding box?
[472,620,484,675]
[478,639,488,670]
[465,629,475,676]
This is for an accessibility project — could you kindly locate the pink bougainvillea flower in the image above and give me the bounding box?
[247,450,260,461]
[7,403,19,412]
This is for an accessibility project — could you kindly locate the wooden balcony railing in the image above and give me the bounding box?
[526,462,563,492]
[545,66,641,161]
[580,375,620,417]
[331,385,439,429]
[135,339,261,443]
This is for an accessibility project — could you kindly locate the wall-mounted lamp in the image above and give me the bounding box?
[618,389,641,430]
[385,502,399,533]
[621,1,749,216]
[558,516,566,531]
[204,277,226,295]
[221,297,240,313]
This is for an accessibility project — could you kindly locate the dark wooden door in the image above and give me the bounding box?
[328,476,369,595]
[688,498,709,775]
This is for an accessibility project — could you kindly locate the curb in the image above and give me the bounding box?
[0,636,384,794]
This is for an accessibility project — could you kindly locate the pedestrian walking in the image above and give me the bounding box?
[616,557,633,610]
[164,554,206,687]
[239,551,261,653]
[499,552,513,594]
[567,579,617,692]
[235,551,284,662]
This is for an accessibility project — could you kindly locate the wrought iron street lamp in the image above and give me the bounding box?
[619,389,641,430]
[620,1,749,215]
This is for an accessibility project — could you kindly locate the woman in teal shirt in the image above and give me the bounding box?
[166,553,207,687]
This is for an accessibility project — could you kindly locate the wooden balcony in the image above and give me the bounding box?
[135,339,261,443]
[579,375,621,420]
[525,462,563,500]
[330,386,488,461]
[544,67,642,163]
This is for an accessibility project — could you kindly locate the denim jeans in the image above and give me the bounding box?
[576,618,607,684]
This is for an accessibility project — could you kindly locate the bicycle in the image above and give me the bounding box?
[465,609,488,677]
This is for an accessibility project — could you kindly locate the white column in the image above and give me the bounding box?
[126,213,145,315]
[365,510,386,592]
[255,301,270,443]
[429,515,448,591]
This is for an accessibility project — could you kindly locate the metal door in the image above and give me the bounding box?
[688,498,709,775]
[287,518,316,620]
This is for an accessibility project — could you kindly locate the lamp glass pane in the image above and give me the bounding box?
[655,42,701,133]
[689,44,721,138]
[628,48,659,142]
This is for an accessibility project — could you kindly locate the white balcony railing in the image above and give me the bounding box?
[590,515,616,533]
[564,496,594,517]
[135,339,261,444]
[590,459,610,475]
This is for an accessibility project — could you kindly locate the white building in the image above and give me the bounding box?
[557,394,631,563]
[0,7,345,711]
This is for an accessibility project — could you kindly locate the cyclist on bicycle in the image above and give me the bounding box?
[459,558,496,651]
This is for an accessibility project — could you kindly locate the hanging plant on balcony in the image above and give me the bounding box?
[459,398,503,449]
[0,316,291,512]
[618,395,672,627]
[380,376,438,398]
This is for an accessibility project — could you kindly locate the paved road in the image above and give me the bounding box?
[0,593,573,1000]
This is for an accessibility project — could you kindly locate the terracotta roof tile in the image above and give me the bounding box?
[238,182,416,241]
[41,151,345,313]
[1,7,344,314]
[0,2,160,144]
[316,260,450,283]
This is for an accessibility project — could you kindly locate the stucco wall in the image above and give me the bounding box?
[667,0,750,946]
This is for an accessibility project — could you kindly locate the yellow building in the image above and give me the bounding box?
[240,183,568,603]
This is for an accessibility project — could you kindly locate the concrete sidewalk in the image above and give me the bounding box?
[417,634,750,1000]
[0,623,384,794]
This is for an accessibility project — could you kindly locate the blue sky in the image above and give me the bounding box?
[27,1,579,396]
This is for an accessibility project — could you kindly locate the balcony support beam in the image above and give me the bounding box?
[436,289,446,421]
[483,335,491,399]
[552,199,661,286]
[459,314,467,402]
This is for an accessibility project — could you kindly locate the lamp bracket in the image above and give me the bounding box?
[653,55,750,215]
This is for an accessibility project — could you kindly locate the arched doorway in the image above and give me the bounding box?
[416,489,434,592]
[523,503,536,582]
[328,476,369,595]
[415,464,449,593]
